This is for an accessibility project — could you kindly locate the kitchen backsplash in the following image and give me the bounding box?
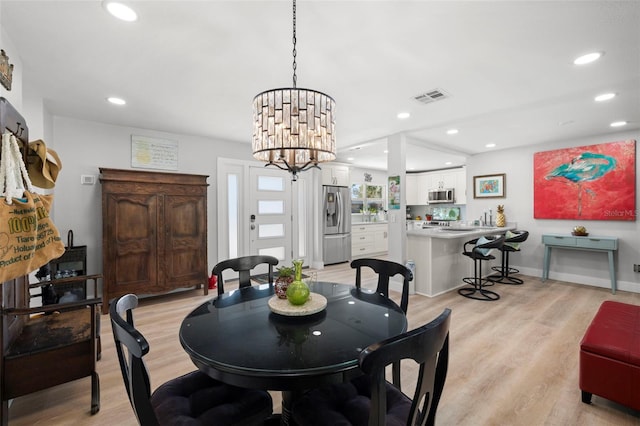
[407,204,467,221]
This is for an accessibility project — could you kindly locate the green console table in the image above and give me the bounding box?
[542,234,618,294]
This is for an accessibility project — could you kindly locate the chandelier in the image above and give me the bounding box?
[252,0,336,181]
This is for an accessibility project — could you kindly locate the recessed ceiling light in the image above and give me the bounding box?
[573,52,602,65]
[346,157,354,161]
[107,97,126,105]
[103,1,138,22]
[485,143,496,148]
[610,121,627,127]
[397,112,411,119]
[444,161,452,165]
[595,93,616,102]
[446,129,458,135]
[383,150,389,154]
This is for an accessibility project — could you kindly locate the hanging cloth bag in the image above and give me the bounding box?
[0,132,65,282]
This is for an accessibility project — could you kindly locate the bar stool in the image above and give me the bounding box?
[489,230,529,285]
[459,235,505,301]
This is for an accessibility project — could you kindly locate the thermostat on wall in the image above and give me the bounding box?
[81,175,95,185]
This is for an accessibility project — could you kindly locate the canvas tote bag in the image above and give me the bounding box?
[0,132,65,282]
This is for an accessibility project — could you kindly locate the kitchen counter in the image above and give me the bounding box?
[407,226,507,239]
[352,221,388,225]
[407,225,515,297]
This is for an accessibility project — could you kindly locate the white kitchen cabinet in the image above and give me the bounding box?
[322,164,350,186]
[406,173,429,205]
[352,223,388,257]
[406,174,420,205]
[427,171,457,190]
[373,227,389,253]
[454,168,467,204]
[424,168,467,204]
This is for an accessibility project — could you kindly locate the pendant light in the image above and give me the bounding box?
[252,0,336,181]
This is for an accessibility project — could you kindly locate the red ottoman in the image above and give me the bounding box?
[580,301,640,410]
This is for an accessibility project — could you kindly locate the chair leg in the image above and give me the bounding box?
[488,249,507,282]
[459,258,500,301]
[91,371,100,414]
[1,399,8,426]
[490,251,523,285]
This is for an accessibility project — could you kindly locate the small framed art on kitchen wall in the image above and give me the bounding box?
[473,173,506,198]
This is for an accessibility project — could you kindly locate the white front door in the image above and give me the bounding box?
[249,166,293,265]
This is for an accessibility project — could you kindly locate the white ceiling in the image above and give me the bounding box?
[2,1,638,172]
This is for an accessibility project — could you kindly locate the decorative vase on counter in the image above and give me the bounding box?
[286,259,310,305]
[496,205,506,227]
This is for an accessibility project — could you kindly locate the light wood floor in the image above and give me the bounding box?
[8,261,640,425]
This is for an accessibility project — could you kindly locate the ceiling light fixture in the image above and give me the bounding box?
[573,52,602,65]
[595,93,616,102]
[610,121,627,127]
[485,143,496,148]
[107,97,126,105]
[397,112,410,119]
[446,129,458,135]
[252,0,336,181]
[102,1,138,22]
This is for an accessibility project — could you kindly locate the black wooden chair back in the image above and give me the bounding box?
[362,308,451,426]
[110,294,158,425]
[291,308,451,426]
[351,258,412,314]
[110,293,274,425]
[212,255,279,296]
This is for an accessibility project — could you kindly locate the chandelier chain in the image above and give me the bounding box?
[292,0,297,88]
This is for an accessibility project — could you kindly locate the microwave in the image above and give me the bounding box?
[428,188,455,204]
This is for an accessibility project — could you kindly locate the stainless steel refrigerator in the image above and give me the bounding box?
[322,185,351,265]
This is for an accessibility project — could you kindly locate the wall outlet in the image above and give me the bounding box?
[634,264,640,273]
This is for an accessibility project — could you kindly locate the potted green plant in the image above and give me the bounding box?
[275,265,294,299]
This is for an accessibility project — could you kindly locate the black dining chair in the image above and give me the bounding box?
[459,235,505,301]
[109,293,273,426]
[291,308,451,426]
[212,255,279,296]
[351,258,412,314]
[351,258,414,389]
[488,230,529,285]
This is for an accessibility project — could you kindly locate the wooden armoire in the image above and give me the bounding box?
[100,168,209,312]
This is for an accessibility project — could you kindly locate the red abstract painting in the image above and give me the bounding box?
[533,140,636,220]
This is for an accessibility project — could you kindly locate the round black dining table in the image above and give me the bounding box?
[179,281,407,424]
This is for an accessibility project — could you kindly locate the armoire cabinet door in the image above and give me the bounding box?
[162,195,207,288]
[104,193,159,293]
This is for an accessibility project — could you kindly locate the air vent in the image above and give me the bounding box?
[413,89,449,104]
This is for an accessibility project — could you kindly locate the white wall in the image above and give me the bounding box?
[466,130,640,292]
[50,116,253,277]
[0,24,23,110]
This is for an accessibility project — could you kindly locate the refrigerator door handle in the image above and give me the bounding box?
[336,190,343,231]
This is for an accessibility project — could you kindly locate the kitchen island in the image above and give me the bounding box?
[407,226,514,297]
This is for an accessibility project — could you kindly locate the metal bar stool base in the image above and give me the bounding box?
[488,266,524,285]
[459,278,500,301]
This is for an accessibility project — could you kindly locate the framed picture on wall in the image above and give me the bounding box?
[388,175,400,209]
[473,174,506,198]
[533,139,636,220]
